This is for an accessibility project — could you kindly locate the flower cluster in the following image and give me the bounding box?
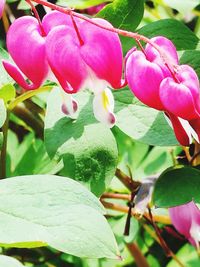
[3,10,124,125]
[126,36,200,146]
[3,9,200,145]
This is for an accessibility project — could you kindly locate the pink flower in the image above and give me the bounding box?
[3,16,49,90]
[126,36,200,145]
[45,16,124,126]
[160,65,200,120]
[0,0,5,19]
[126,36,178,110]
[169,201,200,248]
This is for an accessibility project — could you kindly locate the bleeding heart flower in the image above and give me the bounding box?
[126,36,179,110]
[45,17,124,126]
[160,65,200,120]
[0,0,5,18]
[3,16,49,90]
[169,201,200,249]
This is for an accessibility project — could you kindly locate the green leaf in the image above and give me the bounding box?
[97,0,144,31]
[153,166,200,208]
[0,174,119,258]
[97,0,144,53]
[138,19,199,50]
[114,88,178,146]
[0,48,14,86]
[135,147,173,178]
[0,255,25,267]
[180,50,200,79]
[56,0,108,9]
[0,99,6,128]
[0,84,16,103]
[45,88,118,196]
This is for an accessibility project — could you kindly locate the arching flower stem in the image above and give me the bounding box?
[26,0,46,36]
[29,0,176,74]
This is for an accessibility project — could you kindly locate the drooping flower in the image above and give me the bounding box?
[3,16,49,90]
[45,16,124,126]
[0,0,5,19]
[169,201,200,248]
[126,36,200,145]
[160,64,200,120]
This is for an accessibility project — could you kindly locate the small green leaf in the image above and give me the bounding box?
[0,99,6,128]
[0,175,119,258]
[114,88,178,146]
[0,255,25,267]
[45,88,118,196]
[153,166,200,208]
[180,50,200,79]
[138,19,199,50]
[0,84,16,103]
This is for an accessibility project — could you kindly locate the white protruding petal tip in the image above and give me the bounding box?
[93,88,116,127]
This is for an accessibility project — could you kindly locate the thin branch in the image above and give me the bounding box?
[126,242,150,267]
[115,168,141,192]
[101,200,171,225]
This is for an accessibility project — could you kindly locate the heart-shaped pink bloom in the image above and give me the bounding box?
[169,201,200,248]
[126,36,179,110]
[45,17,123,93]
[126,50,165,110]
[0,0,5,18]
[160,65,200,120]
[3,16,49,90]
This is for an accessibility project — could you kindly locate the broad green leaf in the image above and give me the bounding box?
[153,166,200,208]
[97,0,144,53]
[0,175,119,258]
[113,88,178,146]
[180,50,200,79]
[0,48,14,86]
[0,255,25,267]
[138,19,199,50]
[56,0,109,9]
[45,88,118,196]
[163,0,199,14]
[0,99,6,128]
[97,0,144,31]
[0,84,16,103]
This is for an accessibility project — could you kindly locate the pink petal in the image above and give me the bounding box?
[0,0,5,18]
[169,201,200,247]
[2,61,39,90]
[160,77,200,120]
[46,25,88,92]
[126,50,164,110]
[6,16,49,89]
[176,65,200,114]
[79,18,123,89]
[42,11,81,34]
[145,36,179,65]
[145,36,178,77]
[166,112,190,146]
